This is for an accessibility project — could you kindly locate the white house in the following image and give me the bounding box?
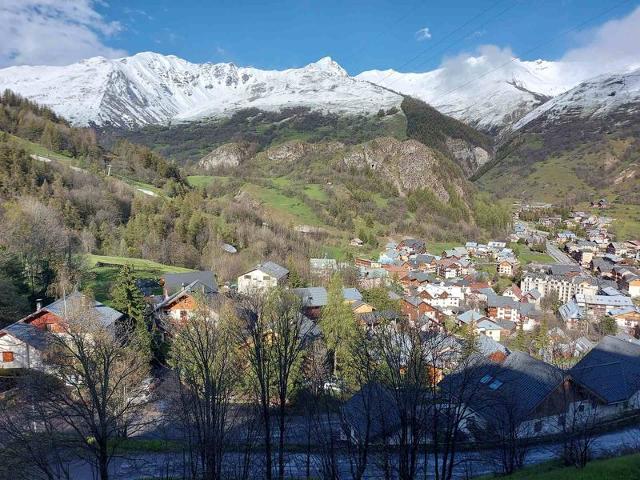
[237,261,289,294]
[0,323,48,370]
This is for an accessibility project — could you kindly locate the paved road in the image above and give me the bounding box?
[545,241,577,265]
[69,424,640,479]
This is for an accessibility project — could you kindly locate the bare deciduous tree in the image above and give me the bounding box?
[44,297,150,480]
[169,297,241,479]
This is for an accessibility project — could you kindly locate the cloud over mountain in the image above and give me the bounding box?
[0,0,127,67]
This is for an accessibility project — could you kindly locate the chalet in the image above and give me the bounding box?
[401,296,426,322]
[574,293,633,318]
[310,258,338,276]
[440,352,591,438]
[442,247,468,259]
[358,266,389,289]
[570,336,640,418]
[161,271,217,298]
[488,240,507,250]
[557,231,577,243]
[350,300,375,316]
[503,285,524,302]
[607,242,629,257]
[456,309,486,327]
[237,261,289,294]
[487,296,540,330]
[608,306,640,333]
[293,287,328,320]
[402,270,435,287]
[0,293,123,371]
[398,238,426,255]
[497,259,516,277]
[476,319,504,342]
[153,279,218,327]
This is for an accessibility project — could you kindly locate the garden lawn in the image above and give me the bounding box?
[482,454,640,479]
[84,254,193,303]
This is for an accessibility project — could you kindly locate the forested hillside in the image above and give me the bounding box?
[0,90,512,326]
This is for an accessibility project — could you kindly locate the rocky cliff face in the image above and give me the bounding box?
[264,140,344,163]
[198,143,255,169]
[342,137,466,201]
[445,137,491,177]
[257,137,468,202]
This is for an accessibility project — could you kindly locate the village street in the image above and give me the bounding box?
[545,241,578,266]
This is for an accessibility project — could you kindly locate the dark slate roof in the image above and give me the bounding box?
[163,271,217,294]
[154,280,218,311]
[2,322,51,350]
[45,292,123,327]
[342,383,401,441]
[549,264,581,276]
[570,336,640,404]
[293,287,328,307]
[255,261,289,280]
[440,351,563,423]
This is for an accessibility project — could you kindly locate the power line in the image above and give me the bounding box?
[378,0,515,86]
[422,0,635,108]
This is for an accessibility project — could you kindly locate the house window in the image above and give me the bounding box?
[480,374,493,384]
[488,379,503,390]
[2,351,14,363]
[578,404,585,412]
[244,275,251,279]
[180,310,188,321]
[534,421,542,433]
[558,415,565,427]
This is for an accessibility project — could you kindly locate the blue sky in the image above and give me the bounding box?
[1,1,639,73]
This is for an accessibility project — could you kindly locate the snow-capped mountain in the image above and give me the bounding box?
[0,52,402,128]
[511,67,640,132]
[357,57,588,133]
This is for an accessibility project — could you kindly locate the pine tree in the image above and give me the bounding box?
[512,322,528,352]
[319,274,357,377]
[110,265,151,356]
[533,316,550,358]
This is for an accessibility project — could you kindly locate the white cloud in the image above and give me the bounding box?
[559,5,640,76]
[415,27,431,41]
[0,0,127,67]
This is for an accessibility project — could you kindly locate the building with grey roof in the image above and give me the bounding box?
[237,261,289,294]
[570,336,640,409]
[162,271,217,296]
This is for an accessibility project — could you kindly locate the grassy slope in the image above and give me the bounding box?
[6,132,163,199]
[484,454,640,480]
[84,254,193,303]
[6,132,76,165]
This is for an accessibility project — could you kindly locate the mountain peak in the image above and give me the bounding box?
[305,56,348,76]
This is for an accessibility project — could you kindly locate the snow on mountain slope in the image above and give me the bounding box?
[0,52,402,128]
[357,57,584,133]
[511,67,640,131]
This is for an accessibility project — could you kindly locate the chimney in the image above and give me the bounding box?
[36,299,43,312]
